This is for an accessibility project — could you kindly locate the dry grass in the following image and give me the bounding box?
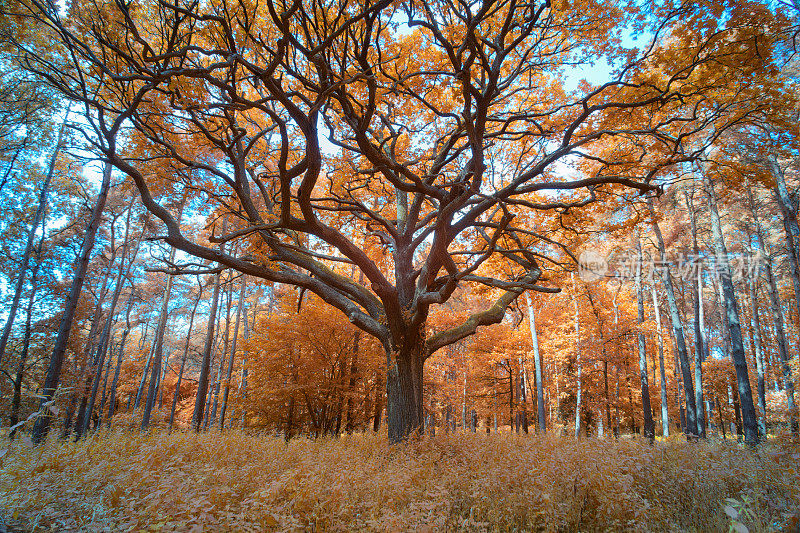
[1,430,798,532]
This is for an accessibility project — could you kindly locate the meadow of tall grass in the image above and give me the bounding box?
[0,430,798,532]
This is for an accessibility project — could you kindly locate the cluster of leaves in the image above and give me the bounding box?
[242,289,384,434]
[1,430,799,532]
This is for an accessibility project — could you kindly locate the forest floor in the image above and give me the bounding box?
[0,429,798,532]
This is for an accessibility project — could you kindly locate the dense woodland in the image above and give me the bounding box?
[0,0,799,447]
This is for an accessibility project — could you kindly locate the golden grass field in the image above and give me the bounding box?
[1,430,799,532]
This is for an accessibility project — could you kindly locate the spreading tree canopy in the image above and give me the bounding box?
[9,0,781,441]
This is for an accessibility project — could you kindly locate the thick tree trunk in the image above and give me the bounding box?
[635,236,655,441]
[192,269,222,432]
[386,330,426,443]
[32,161,112,445]
[647,199,698,438]
[0,121,65,370]
[704,174,759,446]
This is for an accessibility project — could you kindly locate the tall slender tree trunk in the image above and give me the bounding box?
[748,183,798,434]
[635,236,655,441]
[70,250,116,439]
[170,278,204,430]
[603,359,611,435]
[97,331,116,423]
[157,352,169,410]
[31,160,113,445]
[220,275,246,429]
[0,121,66,370]
[731,378,743,438]
[107,293,134,425]
[464,362,470,432]
[517,357,529,434]
[0,138,27,194]
[133,346,154,412]
[685,190,707,438]
[9,244,43,438]
[238,301,257,427]
[525,293,546,433]
[747,277,767,436]
[345,328,362,434]
[141,201,185,429]
[192,269,222,432]
[509,363,515,431]
[210,280,233,427]
[625,354,637,434]
[573,278,583,438]
[651,286,669,437]
[373,372,383,432]
[647,198,698,438]
[284,396,295,441]
[614,365,621,438]
[81,202,139,437]
[768,156,800,326]
[694,266,707,438]
[762,258,798,431]
[203,367,216,430]
[335,359,346,435]
[704,173,759,445]
[80,259,128,436]
[611,290,623,439]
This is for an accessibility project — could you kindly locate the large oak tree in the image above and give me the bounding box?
[11,0,775,441]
